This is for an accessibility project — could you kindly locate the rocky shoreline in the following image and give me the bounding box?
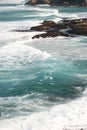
[14,18,87,39]
[25,0,87,6]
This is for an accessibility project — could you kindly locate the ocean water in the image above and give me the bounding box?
[0,0,87,130]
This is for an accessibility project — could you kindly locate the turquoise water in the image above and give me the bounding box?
[0,1,87,130]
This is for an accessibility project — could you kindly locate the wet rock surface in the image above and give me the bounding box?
[31,18,87,39]
[14,18,87,39]
[25,0,87,6]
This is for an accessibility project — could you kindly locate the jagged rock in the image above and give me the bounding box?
[30,20,67,31]
[31,20,57,31]
[13,18,87,39]
[68,29,87,36]
[25,0,51,5]
[32,30,70,39]
[25,0,87,6]
[31,18,87,39]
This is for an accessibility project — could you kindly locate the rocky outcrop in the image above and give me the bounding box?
[30,18,87,39]
[25,0,51,5]
[31,20,57,31]
[25,0,87,6]
[32,31,70,39]
[14,18,87,39]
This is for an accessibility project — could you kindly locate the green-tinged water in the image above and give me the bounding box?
[0,1,87,130]
[0,58,86,98]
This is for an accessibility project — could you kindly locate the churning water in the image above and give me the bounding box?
[0,0,87,130]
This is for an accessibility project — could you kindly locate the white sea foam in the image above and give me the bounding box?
[0,93,50,119]
[0,0,22,4]
[0,89,87,130]
[0,39,51,69]
[28,37,87,60]
[0,3,87,130]
[58,13,79,20]
[0,19,41,32]
[76,12,87,18]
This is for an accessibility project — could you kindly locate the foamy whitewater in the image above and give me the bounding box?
[0,0,87,130]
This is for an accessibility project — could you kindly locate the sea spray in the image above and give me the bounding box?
[0,1,87,130]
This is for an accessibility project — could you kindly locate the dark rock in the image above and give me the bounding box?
[25,0,51,5]
[25,0,87,6]
[30,20,67,32]
[42,20,56,26]
[68,29,87,36]
[31,20,57,31]
[13,18,87,39]
[32,30,70,39]
[31,18,87,39]
[13,29,30,32]
[25,0,38,5]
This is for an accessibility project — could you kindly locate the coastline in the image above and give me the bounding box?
[0,1,87,130]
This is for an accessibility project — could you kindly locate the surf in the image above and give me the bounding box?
[0,1,87,130]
